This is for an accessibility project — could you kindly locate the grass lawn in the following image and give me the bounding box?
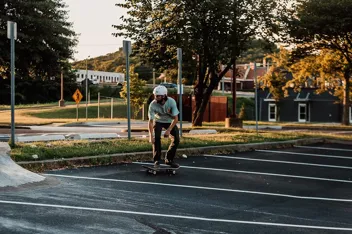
[27,102,139,119]
[10,129,352,162]
[0,99,138,125]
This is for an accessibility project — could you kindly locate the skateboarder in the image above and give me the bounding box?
[148,85,180,168]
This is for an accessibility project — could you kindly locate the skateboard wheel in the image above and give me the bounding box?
[172,170,176,175]
[153,171,157,175]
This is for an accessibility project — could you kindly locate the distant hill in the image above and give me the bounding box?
[71,39,278,82]
[72,48,126,73]
[71,48,155,81]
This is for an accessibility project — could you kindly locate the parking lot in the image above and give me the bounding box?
[1,143,352,233]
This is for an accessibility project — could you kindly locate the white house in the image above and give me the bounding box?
[75,70,125,85]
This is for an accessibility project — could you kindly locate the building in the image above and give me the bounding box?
[257,88,352,123]
[218,63,268,91]
[75,70,125,85]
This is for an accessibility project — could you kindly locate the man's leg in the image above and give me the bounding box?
[165,124,180,164]
[153,122,163,164]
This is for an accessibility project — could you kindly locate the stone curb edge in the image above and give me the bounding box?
[15,137,346,172]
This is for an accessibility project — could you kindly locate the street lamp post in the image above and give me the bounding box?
[8,21,17,147]
[177,48,183,137]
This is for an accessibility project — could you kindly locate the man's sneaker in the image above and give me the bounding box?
[165,159,179,168]
[154,161,160,168]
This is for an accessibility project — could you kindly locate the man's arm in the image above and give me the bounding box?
[164,115,178,137]
[148,119,154,143]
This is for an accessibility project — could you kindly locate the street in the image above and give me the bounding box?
[1,143,352,233]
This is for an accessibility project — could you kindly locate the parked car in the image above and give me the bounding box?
[159,82,177,88]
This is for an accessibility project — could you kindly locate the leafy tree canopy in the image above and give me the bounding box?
[120,65,149,118]
[113,0,288,126]
[0,0,77,80]
[283,0,352,125]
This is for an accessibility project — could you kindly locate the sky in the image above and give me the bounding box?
[63,0,127,61]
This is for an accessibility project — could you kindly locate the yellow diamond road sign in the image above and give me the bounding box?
[72,89,83,104]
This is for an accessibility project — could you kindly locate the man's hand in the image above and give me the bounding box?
[164,129,171,138]
[149,136,155,144]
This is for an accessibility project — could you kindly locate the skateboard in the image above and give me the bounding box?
[142,165,179,175]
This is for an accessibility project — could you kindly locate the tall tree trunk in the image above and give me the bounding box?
[192,83,205,126]
[192,55,204,126]
[192,91,210,126]
[342,71,350,125]
[192,61,233,127]
[192,75,219,126]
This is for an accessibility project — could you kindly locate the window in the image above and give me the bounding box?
[268,103,277,122]
[298,103,307,123]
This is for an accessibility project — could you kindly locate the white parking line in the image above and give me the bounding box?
[1,200,351,231]
[132,162,352,184]
[295,145,352,152]
[256,150,352,160]
[44,173,352,203]
[201,154,352,170]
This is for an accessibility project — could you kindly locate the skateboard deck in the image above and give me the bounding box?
[142,165,179,175]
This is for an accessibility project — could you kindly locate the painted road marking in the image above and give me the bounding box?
[132,162,352,184]
[201,154,352,170]
[295,145,352,152]
[255,150,352,160]
[44,173,352,203]
[0,200,351,231]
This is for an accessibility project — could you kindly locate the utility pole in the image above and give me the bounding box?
[85,55,90,120]
[123,40,132,140]
[232,61,237,118]
[59,68,65,107]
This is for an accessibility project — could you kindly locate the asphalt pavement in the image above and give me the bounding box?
[1,143,352,233]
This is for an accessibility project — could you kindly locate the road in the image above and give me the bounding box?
[1,143,352,233]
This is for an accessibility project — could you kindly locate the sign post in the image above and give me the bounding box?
[177,48,183,137]
[8,21,17,147]
[254,62,259,135]
[123,40,132,140]
[72,89,83,121]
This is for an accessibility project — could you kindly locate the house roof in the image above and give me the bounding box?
[223,63,267,80]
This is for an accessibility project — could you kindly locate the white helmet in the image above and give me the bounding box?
[153,85,168,96]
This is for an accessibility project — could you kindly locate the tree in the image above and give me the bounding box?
[238,103,247,120]
[120,65,149,118]
[290,49,352,104]
[259,47,292,99]
[238,39,279,64]
[0,0,77,81]
[113,0,288,126]
[259,47,292,121]
[283,0,352,125]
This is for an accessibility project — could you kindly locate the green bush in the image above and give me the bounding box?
[228,97,255,120]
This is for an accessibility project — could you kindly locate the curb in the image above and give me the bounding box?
[17,138,325,172]
[324,139,352,145]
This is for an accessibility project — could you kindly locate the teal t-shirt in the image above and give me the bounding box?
[148,97,179,123]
